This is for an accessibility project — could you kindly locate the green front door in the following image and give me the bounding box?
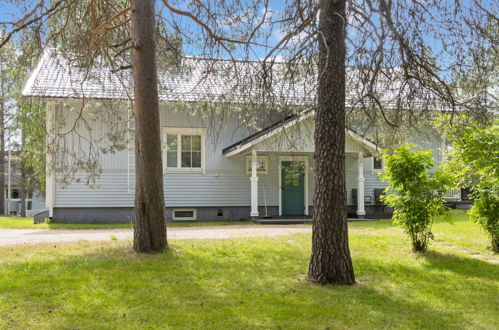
[281,161,305,215]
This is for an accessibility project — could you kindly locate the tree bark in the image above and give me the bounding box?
[130,0,167,252]
[308,0,355,285]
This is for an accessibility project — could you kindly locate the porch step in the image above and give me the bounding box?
[252,218,312,225]
[252,217,380,224]
[347,217,380,222]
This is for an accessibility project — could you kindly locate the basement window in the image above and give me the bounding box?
[172,209,197,221]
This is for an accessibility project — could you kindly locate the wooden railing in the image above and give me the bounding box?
[443,188,461,201]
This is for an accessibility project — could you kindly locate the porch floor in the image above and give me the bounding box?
[252,216,379,224]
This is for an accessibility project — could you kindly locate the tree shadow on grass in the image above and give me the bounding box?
[0,242,259,328]
[421,250,499,281]
[353,253,499,326]
[1,239,497,328]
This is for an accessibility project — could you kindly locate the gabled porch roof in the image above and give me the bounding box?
[222,109,379,157]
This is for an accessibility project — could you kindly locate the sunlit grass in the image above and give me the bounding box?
[0,209,496,329]
[0,217,251,229]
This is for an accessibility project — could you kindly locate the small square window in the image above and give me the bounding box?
[245,155,269,174]
[373,157,383,172]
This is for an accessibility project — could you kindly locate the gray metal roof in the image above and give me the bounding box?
[23,49,470,112]
[22,49,314,105]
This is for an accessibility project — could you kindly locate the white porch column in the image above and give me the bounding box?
[357,152,366,218]
[250,150,259,217]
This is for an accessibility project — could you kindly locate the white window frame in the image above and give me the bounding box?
[172,208,197,221]
[372,156,384,173]
[162,127,206,173]
[245,155,269,175]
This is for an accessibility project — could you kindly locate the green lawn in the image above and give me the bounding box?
[0,217,252,229]
[0,210,497,329]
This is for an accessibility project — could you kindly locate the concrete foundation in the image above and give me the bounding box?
[53,206,279,223]
[52,204,394,223]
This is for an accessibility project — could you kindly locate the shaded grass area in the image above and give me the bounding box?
[0,210,497,329]
[0,217,252,229]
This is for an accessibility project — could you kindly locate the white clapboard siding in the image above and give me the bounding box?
[53,101,446,209]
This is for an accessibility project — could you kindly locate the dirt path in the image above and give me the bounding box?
[436,242,499,264]
[0,225,311,247]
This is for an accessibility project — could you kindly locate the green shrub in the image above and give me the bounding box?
[381,145,450,252]
[447,118,499,252]
[468,188,499,252]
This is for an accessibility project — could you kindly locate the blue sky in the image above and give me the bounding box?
[0,0,496,63]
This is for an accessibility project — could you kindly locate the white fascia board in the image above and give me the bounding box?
[224,110,315,157]
[22,48,50,97]
[346,130,379,155]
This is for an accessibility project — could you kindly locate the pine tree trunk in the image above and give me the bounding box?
[130,0,167,252]
[308,0,355,285]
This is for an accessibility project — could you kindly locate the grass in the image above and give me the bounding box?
[0,217,252,229]
[0,210,497,329]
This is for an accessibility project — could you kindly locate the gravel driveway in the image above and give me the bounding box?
[0,225,311,247]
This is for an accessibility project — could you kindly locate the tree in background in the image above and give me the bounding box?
[0,40,16,215]
[0,47,7,215]
[447,119,499,252]
[382,145,451,252]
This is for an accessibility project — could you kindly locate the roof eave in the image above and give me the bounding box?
[22,49,50,97]
[223,109,315,157]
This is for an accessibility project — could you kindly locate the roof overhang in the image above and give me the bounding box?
[222,109,380,157]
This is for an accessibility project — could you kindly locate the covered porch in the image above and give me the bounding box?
[223,110,380,219]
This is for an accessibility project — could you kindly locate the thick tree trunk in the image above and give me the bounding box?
[308,0,355,285]
[130,0,167,252]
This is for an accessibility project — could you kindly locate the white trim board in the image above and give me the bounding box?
[224,110,315,157]
[224,110,379,157]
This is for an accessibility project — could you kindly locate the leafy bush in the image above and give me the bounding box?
[381,145,450,252]
[447,119,499,252]
[468,189,499,252]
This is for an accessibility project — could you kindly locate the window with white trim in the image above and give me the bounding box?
[372,157,384,172]
[245,155,269,174]
[163,128,205,171]
[173,208,196,220]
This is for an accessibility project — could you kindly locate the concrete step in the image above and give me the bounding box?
[252,217,380,224]
[252,218,312,225]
